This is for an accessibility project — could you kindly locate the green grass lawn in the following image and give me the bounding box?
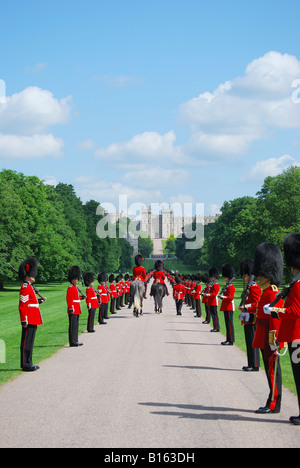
[0,279,297,398]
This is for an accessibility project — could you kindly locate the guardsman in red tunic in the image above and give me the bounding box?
[97,272,109,324]
[109,274,118,314]
[238,258,261,372]
[205,267,220,332]
[193,274,202,318]
[84,272,99,333]
[272,234,300,425]
[151,260,170,296]
[201,273,210,324]
[252,243,284,414]
[124,273,131,305]
[129,254,147,308]
[67,266,85,347]
[18,257,46,371]
[173,275,186,316]
[219,264,236,346]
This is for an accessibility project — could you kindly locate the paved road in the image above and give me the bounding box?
[0,288,299,448]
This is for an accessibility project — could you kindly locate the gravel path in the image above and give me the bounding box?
[0,288,299,448]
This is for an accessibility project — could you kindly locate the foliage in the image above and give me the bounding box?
[0,170,133,284]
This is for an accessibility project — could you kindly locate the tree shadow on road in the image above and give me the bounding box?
[138,401,289,424]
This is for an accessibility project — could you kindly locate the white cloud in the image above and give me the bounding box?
[0,86,72,135]
[245,155,300,181]
[95,130,183,163]
[179,51,300,160]
[123,166,189,189]
[0,134,64,159]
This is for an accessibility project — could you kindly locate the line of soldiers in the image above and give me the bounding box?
[169,234,300,424]
[17,233,300,425]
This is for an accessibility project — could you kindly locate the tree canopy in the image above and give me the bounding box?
[0,169,133,285]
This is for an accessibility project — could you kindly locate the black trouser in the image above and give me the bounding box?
[99,303,108,323]
[87,308,96,332]
[175,299,183,315]
[20,325,37,369]
[69,314,79,345]
[261,348,282,412]
[209,305,220,330]
[289,342,300,415]
[110,297,116,313]
[223,310,235,342]
[244,324,260,368]
[195,299,201,317]
[204,304,210,322]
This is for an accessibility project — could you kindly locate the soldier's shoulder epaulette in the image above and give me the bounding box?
[271,284,279,292]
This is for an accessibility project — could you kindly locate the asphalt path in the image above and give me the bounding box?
[0,287,299,448]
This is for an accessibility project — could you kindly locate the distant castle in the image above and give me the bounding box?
[140,206,220,240]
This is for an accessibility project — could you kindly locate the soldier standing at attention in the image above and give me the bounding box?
[238,258,261,372]
[219,264,236,346]
[252,243,284,414]
[173,275,186,316]
[84,273,99,333]
[205,267,220,333]
[18,257,46,371]
[97,272,109,324]
[268,234,300,425]
[67,266,85,347]
[109,274,118,314]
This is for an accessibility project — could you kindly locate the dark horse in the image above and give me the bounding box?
[130,280,145,317]
[151,283,166,314]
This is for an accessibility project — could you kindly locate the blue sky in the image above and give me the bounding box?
[0,0,300,216]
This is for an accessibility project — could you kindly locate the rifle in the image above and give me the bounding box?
[270,272,300,307]
[239,274,255,310]
[202,279,218,296]
[218,276,236,298]
[8,263,47,302]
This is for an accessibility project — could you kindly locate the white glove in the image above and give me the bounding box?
[263,304,272,315]
[239,312,250,322]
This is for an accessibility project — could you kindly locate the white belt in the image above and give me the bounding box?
[73,300,81,303]
[28,304,40,308]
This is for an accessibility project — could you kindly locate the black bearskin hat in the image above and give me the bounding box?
[98,272,108,283]
[68,266,82,282]
[175,275,182,284]
[155,260,163,271]
[253,242,283,286]
[83,272,94,286]
[283,233,300,270]
[109,274,115,283]
[18,257,38,281]
[240,258,254,276]
[222,263,236,279]
[135,254,143,267]
[201,273,209,283]
[124,273,130,280]
[209,267,219,280]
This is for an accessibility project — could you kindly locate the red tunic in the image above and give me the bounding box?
[98,284,109,303]
[110,283,118,299]
[19,282,43,326]
[153,271,166,283]
[193,283,202,300]
[278,281,300,343]
[86,286,99,310]
[206,283,220,307]
[67,284,82,315]
[133,266,146,282]
[173,284,186,300]
[220,284,235,312]
[241,282,262,324]
[253,285,284,350]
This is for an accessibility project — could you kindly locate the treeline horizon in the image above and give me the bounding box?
[175,166,300,278]
[0,169,134,286]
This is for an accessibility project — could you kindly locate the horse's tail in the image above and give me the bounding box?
[134,290,141,311]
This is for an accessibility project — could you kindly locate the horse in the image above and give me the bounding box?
[130,280,145,318]
[151,282,166,314]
